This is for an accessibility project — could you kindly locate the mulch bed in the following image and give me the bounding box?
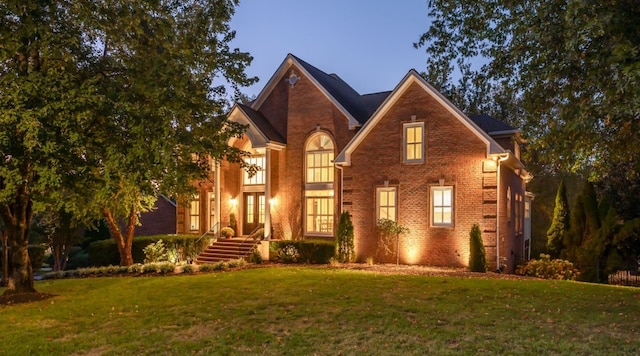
[0,292,57,306]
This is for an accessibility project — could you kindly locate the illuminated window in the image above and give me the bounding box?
[208,192,215,230]
[189,193,200,231]
[305,190,334,234]
[306,134,334,183]
[431,186,453,226]
[403,122,424,163]
[377,187,397,221]
[305,133,335,235]
[243,155,265,185]
[506,186,512,221]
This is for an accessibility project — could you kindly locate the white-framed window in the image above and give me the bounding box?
[189,193,200,231]
[431,186,453,226]
[243,155,265,185]
[304,133,335,235]
[305,190,334,234]
[403,122,424,163]
[306,134,334,183]
[376,187,397,221]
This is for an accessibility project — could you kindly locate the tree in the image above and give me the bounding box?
[336,211,354,263]
[546,180,570,258]
[376,218,409,265]
[469,224,487,272]
[415,1,640,179]
[31,209,83,271]
[0,0,255,294]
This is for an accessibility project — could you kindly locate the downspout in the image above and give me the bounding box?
[335,164,344,213]
[495,154,509,272]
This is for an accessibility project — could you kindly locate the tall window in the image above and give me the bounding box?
[377,187,397,221]
[306,134,334,183]
[208,192,215,230]
[189,193,200,231]
[431,186,453,226]
[506,187,512,221]
[403,122,424,163]
[305,133,335,235]
[244,155,265,185]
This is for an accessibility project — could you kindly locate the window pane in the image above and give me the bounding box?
[432,187,453,226]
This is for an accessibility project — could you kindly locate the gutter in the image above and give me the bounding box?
[494,153,509,272]
[335,164,344,213]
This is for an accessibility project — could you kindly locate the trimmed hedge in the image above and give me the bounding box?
[88,234,209,266]
[270,239,335,264]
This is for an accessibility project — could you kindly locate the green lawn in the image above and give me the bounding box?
[1,266,639,355]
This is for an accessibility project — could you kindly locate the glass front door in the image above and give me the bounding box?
[243,192,265,235]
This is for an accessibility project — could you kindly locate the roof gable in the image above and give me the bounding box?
[228,104,285,149]
[251,54,389,129]
[335,70,505,165]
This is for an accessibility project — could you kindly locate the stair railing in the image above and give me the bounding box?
[239,223,264,258]
[195,222,222,246]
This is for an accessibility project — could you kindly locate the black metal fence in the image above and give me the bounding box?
[608,270,640,287]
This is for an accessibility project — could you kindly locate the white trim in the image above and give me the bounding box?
[403,122,425,164]
[430,185,454,227]
[227,105,286,150]
[376,186,398,222]
[335,70,504,165]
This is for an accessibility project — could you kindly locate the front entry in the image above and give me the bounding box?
[243,192,265,235]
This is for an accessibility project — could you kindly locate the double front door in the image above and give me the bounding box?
[243,192,265,235]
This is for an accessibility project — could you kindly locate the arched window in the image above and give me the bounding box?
[305,133,335,235]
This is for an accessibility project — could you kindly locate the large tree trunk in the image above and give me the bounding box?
[1,230,7,287]
[0,190,36,295]
[102,205,137,266]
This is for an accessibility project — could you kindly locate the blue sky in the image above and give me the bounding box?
[229,1,430,97]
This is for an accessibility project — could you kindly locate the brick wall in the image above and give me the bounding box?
[344,82,490,266]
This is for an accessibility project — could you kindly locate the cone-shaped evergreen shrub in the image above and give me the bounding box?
[336,211,354,262]
[469,224,487,272]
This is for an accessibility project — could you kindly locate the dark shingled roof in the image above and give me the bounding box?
[292,55,389,125]
[468,114,516,134]
[237,103,286,144]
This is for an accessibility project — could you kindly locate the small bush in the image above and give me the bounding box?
[128,264,145,274]
[249,228,264,240]
[143,240,167,263]
[249,249,263,264]
[469,224,487,272]
[220,227,235,238]
[143,262,175,274]
[366,257,374,265]
[515,254,580,280]
[182,264,195,273]
[198,262,226,272]
[227,258,246,268]
[336,212,355,262]
[271,240,335,264]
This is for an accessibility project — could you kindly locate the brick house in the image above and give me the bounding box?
[177,54,532,272]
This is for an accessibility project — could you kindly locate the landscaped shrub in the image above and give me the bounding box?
[515,254,580,280]
[181,264,195,274]
[226,258,246,268]
[336,211,355,262]
[271,240,335,264]
[249,227,264,240]
[88,234,209,266]
[220,227,234,238]
[229,213,237,237]
[142,262,175,274]
[198,262,226,272]
[143,240,167,263]
[469,224,487,272]
[249,249,263,264]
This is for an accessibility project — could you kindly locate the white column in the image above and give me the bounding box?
[264,148,271,240]
[215,161,221,233]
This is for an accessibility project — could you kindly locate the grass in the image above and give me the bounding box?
[1,266,639,355]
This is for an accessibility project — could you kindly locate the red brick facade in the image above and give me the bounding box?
[177,55,530,270]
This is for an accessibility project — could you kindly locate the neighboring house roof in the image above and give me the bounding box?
[335,69,507,165]
[468,114,518,135]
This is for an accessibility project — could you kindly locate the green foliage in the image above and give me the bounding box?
[143,240,167,264]
[516,254,580,280]
[220,227,234,238]
[546,180,570,258]
[249,249,263,264]
[416,0,640,179]
[376,218,409,263]
[88,234,208,267]
[469,224,487,272]
[27,245,46,272]
[336,211,355,263]
[271,240,335,264]
[198,262,227,272]
[142,262,175,274]
[249,228,264,240]
[0,0,256,290]
[181,264,195,274]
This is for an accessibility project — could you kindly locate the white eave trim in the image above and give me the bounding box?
[251,54,360,129]
[228,105,280,150]
[335,70,504,165]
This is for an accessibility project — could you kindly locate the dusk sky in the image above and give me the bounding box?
[229,0,430,97]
